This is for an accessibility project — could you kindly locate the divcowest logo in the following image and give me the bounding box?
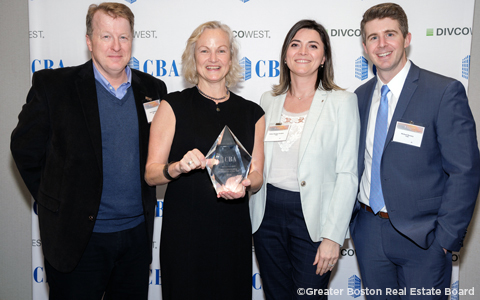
[134,30,157,39]
[341,248,356,256]
[328,28,361,37]
[129,57,180,77]
[426,27,472,36]
[240,57,279,81]
[29,31,44,39]
[233,30,270,39]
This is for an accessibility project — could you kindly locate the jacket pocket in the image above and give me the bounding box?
[37,189,60,212]
[416,196,442,212]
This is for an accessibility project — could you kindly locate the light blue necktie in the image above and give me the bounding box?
[370,85,390,214]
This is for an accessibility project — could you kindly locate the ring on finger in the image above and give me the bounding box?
[328,264,335,267]
[187,160,193,166]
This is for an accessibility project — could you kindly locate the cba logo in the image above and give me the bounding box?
[33,201,38,215]
[31,59,65,73]
[355,57,369,81]
[150,268,161,285]
[240,57,252,81]
[240,56,279,81]
[252,273,262,290]
[129,56,180,77]
[426,27,472,36]
[33,266,45,283]
[156,200,163,217]
[462,55,470,80]
[125,0,137,4]
[348,275,361,298]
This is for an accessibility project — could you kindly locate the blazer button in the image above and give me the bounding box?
[301,181,306,187]
[88,215,94,221]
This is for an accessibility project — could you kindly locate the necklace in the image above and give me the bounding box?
[290,90,315,100]
[196,86,229,102]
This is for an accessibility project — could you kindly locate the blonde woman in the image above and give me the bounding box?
[145,21,265,299]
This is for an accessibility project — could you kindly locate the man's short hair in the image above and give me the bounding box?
[86,2,134,37]
[360,2,409,44]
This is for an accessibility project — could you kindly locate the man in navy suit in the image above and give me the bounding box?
[350,3,480,299]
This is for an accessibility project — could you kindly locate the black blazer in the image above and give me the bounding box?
[11,60,167,272]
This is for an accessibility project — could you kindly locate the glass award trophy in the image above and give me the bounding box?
[206,125,252,194]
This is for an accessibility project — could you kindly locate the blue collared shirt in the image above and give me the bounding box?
[92,62,132,99]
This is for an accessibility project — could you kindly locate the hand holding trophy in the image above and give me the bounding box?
[206,126,252,199]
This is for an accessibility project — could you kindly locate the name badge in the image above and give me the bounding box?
[143,100,160,123]
[264,124,291,142]
[393,121,425,147]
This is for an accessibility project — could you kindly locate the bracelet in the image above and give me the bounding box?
[163,162,178,181]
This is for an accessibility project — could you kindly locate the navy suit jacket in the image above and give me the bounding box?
[11,60,167,272]
[351,62,480,252]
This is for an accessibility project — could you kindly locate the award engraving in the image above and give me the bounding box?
[206,126,252,193]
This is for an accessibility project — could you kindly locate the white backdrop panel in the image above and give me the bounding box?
[28,0,473,299]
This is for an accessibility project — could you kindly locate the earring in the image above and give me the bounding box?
[321,64,324,68]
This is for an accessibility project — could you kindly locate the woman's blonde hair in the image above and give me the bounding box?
[182,21,242,88]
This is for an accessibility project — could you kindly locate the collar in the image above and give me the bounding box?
[92,63,132,99]
[376,60,411,99]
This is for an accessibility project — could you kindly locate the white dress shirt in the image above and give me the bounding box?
[358,60,412,212]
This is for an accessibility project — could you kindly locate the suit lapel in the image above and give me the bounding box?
[298,89,328,164]
[131,71,148,126]
[384,63,419,149]
[358,78,377,175]
[76,61,103,171]
[131,71,150,166]
[264,93,286,179]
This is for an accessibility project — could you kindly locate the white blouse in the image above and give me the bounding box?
[267,108,309,192]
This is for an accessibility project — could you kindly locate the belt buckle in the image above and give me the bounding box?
[376,211,388,219]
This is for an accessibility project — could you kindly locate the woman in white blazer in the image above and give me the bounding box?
[250,20,360,299]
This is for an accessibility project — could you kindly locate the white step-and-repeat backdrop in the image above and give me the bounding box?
[28,0,474,299]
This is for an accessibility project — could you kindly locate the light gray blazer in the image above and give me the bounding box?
[250,88,360,245]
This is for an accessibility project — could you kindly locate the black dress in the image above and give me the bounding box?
[160,87,264,300]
